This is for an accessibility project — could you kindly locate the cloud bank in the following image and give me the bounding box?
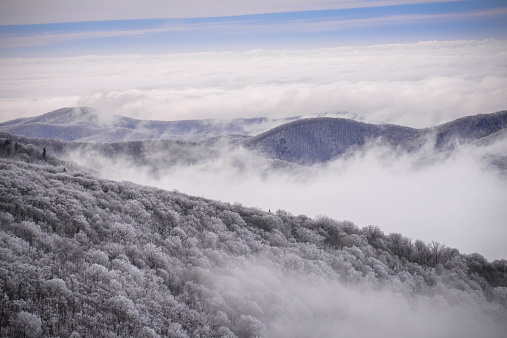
[204,256,507,338]
[66,133,507,260]
[1,40,506,127]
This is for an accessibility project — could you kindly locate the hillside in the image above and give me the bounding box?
[0,132,306,179]
[0,156,506,337]
[0,107,298,143]
[3,108,506,167]
[245,111,507,165]
[2,113,507,183]
[244,117,421,165]
[429,110,507,149]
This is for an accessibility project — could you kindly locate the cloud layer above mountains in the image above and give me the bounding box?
[1,39,506,127]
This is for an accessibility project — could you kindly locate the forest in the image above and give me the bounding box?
[0,139,507,337]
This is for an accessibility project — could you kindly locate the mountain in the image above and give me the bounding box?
[1,156,506,337]
[429,110,507,149]
[2,108,506,167]
[244,117,421,165]
[244,111,507,165]
[0,107,299,142]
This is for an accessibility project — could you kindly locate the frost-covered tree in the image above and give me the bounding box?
[0,157,506,337]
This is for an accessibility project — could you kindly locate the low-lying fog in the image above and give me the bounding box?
[203,254,507,338]
[67,136,507,261]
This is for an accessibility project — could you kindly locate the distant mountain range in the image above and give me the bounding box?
[0,107,299,142]
[1,107,506,167]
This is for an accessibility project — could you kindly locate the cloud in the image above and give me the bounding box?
[247,8,507,33]
[0,0,464,25]
[3,8,506,49]
[65,133,507,261]
[0,24,187,49]
[1,39,506,127]
[209,258,507,338]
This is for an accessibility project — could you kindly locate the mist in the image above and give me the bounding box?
[66,135,507,261]
[198,254,507,338]
[1,39,506,127]
[4,149,507,338]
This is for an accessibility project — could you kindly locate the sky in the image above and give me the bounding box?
[1,0,506,56]
[0,0,506,124]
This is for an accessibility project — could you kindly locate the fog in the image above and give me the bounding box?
[1,39,506,127]
[66,135,507,261]
[200,255,507,338]
[5,146,507,338]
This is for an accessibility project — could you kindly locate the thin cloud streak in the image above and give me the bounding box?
[2,8,506,49]
[0,0,465,25]
[0,24,187,48]
[274,8,507,32]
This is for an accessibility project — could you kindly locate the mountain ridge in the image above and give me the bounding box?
[245,110,507,164]
[244,117,422,164]
[0,107,300,142]
[1,107,506,166]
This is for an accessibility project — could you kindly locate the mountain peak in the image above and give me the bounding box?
[24,107,101,126]
[244,117,419,165]
[0,107,300,142]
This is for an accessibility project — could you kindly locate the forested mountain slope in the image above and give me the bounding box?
[2,108,507,167]
[1,157,506,337]
[0,131,307,178]
[429,110,507,149]
[245,111,507,165]
[244,118,420,165]
[0,132,218,170]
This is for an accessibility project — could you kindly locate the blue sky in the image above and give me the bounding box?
[1,0,506,57]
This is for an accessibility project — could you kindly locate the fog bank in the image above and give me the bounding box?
[204,256,507,338]
[1,40,506,127]
[67,138,507,260]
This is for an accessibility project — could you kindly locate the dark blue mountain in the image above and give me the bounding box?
[244,117,421,164]
[1,107,506,166]
[245,111,507,165]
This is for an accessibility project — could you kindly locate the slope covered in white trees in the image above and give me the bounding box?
[1,153,506,337]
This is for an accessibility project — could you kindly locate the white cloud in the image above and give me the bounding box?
[0,0,464,25]
[250,8,507,33]
[213,259,507,338]
[1,40,506,127]
[66,135,507,261]
[0,25,187,49]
